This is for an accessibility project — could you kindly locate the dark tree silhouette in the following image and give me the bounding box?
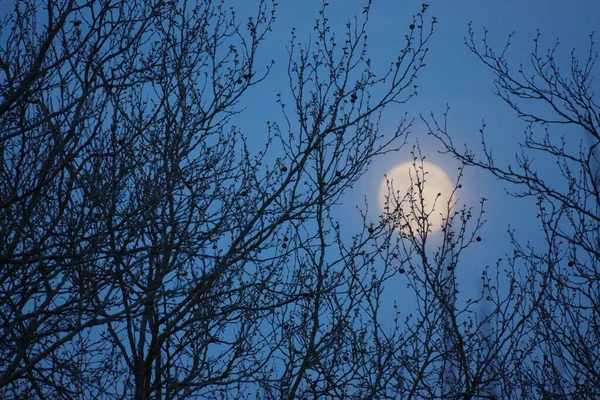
[427,25,600,399]
[0,1,468,399]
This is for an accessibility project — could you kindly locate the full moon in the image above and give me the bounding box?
[379,161,454,235]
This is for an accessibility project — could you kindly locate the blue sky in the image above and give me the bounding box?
[1,0,597,396]
[230,0,599,306]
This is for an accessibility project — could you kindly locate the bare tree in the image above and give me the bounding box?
[377,143,535,400]
[0,1,456,398]
[427,25,600,399]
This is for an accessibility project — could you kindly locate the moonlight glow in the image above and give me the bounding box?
[379,161,454,235]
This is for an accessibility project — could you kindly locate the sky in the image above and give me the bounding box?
[1,0,597,395]
[226,0,600,307]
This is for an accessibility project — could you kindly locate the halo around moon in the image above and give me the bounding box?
[379,161,454,235]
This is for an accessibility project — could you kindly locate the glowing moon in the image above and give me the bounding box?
[379,161,454,235]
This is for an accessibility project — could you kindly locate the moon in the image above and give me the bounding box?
[379,161,454,235]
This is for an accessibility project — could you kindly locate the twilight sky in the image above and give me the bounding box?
[232,0,599,304]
